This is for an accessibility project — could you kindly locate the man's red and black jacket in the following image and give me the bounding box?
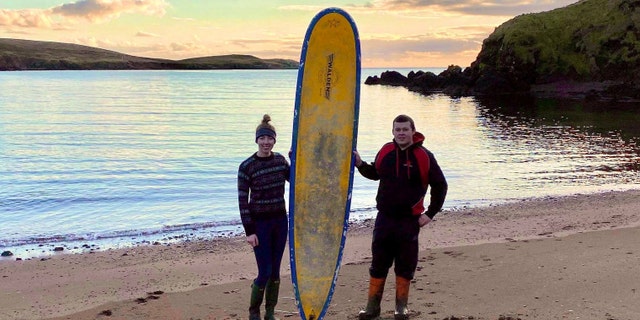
[356,132,448,219]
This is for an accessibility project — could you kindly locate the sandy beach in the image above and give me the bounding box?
[2,190,640,320]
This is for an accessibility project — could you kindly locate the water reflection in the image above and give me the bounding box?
[352,85,640,210]
[474,95,640,195]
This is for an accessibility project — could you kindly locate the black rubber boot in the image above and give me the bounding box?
[358,277,386,320]
[249,283,265,320]
[264,278,280,320]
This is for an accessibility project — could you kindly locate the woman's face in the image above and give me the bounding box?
[256,135,275,156]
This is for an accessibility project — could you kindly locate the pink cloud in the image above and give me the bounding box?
[0,0,168,29]
[367,0,577,16]
[136,31,159,37]
[51,0,169,22]
[0,9,54,28]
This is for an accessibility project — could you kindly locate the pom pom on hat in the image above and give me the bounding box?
[255,114,276,142]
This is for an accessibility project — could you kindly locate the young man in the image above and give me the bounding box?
[353,114,448,320]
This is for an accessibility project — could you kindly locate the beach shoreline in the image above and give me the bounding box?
[2,189,640,320]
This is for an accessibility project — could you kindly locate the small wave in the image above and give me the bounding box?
[0,218,244,248]
[0,208,375,248]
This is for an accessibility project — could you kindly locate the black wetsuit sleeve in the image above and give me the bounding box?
[424,152,447,219]
[356,161,379,181]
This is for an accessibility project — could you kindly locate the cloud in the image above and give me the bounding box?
[71,36,211,60]
[51,0,169,22]
[136,31,159,37]
[0,0,169,28]
[364,24,490,53]
[0,9,55,28]
[225,37,302,55]
[170,42,205,52]
[280,1,579,17]
[359,25,494,67]
[74,36,116,49]
[364,36,479,57]
[369,0,579,16]
[74,36,167,55]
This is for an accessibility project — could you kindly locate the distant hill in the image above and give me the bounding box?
[177,55,298,69]
[0,38,299,71]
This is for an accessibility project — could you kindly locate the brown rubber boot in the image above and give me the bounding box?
[358,277,386,320]
[394,276,411,320]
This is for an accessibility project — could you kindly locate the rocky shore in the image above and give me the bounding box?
[365,68,640,102]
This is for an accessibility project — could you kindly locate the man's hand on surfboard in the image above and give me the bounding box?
[246,234,259,247]
[353,151,362,167]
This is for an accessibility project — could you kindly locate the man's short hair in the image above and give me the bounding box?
[393,114,415,130]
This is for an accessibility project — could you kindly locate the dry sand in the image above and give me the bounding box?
[2,190,640,320]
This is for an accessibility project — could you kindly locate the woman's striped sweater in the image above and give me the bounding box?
[237,152,290,236]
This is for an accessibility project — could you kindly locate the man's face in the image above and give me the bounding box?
[392,121,414,149]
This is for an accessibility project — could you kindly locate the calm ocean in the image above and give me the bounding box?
[1,69,640,256]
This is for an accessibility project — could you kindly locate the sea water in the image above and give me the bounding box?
[1,69,639,256]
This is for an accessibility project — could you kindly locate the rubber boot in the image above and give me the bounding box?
[358,277,386,320]
[249,283,265,320]
[264,278,280,320]
[394,276,411,320]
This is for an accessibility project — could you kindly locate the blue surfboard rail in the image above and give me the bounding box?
[288,7,361,320]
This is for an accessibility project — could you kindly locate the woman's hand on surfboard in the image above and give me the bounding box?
[246,234,259,247]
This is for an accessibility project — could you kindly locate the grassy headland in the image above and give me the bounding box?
[473,0,640,84]
[367,0,640,99]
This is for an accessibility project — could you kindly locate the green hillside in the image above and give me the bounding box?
[0,38,298,71]
[471,0,640,84]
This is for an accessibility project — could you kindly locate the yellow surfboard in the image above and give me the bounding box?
[289,7,360,320]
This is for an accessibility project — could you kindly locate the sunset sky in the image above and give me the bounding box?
[1,0,578,68]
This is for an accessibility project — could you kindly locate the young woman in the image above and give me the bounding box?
[237,114,290,320]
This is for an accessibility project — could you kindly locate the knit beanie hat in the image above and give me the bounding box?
[255,114,276,142]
